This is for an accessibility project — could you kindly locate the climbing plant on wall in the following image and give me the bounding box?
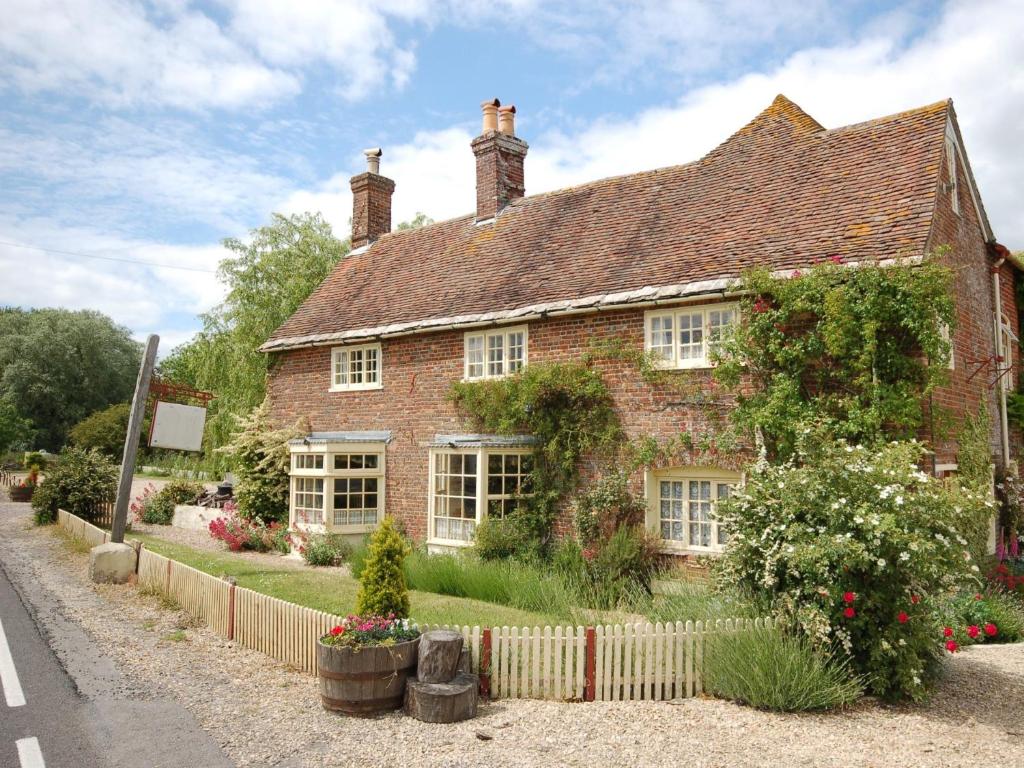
[714,255,956,462]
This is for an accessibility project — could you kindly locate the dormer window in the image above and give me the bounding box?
[330,343,382,391]
[645,303,738,369]
[464,326,527,380]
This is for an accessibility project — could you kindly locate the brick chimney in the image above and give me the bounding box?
[350,148,395,249]
[471,99,528,222]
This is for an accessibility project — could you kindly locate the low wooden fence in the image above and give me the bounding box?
[58,510,770,702]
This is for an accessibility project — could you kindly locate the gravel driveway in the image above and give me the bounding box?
[2,498,1023,768]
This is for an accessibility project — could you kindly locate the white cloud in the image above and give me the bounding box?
[312,0,1024,247]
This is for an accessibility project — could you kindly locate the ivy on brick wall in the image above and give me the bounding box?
[714,255,956,461]
[449,360,622,551]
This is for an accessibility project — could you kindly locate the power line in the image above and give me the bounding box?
[0,239,219,274]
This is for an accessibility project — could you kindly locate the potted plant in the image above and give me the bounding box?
[10,467,39,502]
[317,613,420,715]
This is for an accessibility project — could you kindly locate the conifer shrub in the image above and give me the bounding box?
[356,517,411,618]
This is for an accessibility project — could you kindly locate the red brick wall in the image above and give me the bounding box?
[926,135,1009,470]
[267,305,741,543]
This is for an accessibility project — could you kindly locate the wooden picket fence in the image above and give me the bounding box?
[59,510,770,702]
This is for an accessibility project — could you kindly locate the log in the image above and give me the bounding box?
[404,673,479,723]
[458,647,471,676]
[417,630,464,683]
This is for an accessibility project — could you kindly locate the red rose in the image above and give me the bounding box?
[967,625,979,639]
[843,591,856,604]
[943,627,953,637]
[843,607,856,619]
[910,594,920,605]
[984,623,998,637]
[897,612,909,624]
[974,593,982,601]
[330,626,343,637]
[946,640,959,653]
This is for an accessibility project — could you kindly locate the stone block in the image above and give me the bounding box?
[89,543,138,584]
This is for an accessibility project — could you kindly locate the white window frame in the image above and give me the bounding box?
[330,343,383,392]
[644,303,738,370]
[999,313,1017,394]
[427,446,534,546]
[645,467,741,554]
[289,442,386,534]
[464,325,528,381]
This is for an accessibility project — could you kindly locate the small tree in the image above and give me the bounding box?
[219,399,307,524]
[356,517,411,618]
[68,403,132,457]
[31,447,117,525]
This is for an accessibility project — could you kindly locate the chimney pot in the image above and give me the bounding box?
[364,147,382,175]
[498,105,516,136]
[480,98,501,133]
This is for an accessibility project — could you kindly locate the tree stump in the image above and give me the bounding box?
[404,673,478,723]
[417,630,464,683]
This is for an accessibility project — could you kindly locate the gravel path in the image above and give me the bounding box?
[2,499,1023,768]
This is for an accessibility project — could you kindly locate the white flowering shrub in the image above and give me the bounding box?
[716,439,992,701]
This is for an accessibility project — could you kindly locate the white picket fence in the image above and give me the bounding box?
[58,509,770,701]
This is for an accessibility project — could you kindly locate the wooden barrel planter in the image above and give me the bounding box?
[9,485,34,502]
[317,637,419,716]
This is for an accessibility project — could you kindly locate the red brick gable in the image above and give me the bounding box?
[264,95,953,352]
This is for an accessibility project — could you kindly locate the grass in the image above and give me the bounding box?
[54,527,92,554]
[703,626,864,712]
[130,533,557,628]
[163,629,188,642]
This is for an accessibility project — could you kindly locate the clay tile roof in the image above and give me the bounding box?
[264,96,954,351]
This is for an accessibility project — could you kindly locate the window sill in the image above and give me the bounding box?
[657,543,724,557]
[427,537,472,550]
[329,383,383,393]
[326,523,377,535]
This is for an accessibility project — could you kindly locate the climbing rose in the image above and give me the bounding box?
[967,625,980,639]
[946,640,959,653]
[910,594,920,605]
[843,591,856,604]
[897,612,909,624]
[943,627,954,637]
[984,623,998,637]
[843,607,856,619]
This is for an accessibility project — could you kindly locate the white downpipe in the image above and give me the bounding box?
[993,261,1011,467]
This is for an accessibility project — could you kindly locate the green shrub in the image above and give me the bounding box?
[572,470,646,546]
[717,439,992,701]
[356,517,411,618]
[302,534,351,567]
[937,589,1024,645]
[219,399,307,524]
[473,517,531,561]
[30,447,116,525]
[139,480,204,525]
[348,536,370,580]
[579,525,660,610]
[23,451,49,470]
[68,403,132,458]
[704,626,864,712]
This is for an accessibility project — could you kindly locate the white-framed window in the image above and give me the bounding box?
[429,447,533,544]
[1000,313,1017,394]
[293,477,325,525]
[946,136,960,216]
[330,343,382,391]
[645,468,741,553]
[645,303,738,369]
[464,326,527,380]
[289,443,385,532]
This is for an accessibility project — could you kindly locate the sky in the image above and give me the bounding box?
[1,0,1022,353]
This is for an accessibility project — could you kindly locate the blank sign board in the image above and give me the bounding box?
[149,401,206,452]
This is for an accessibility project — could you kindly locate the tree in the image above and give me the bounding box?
[0,308,141,450]
[161,213,348,463]
[68,403,134,458]
[395,212,434,231]
[356,516,411,618]
[0,399,31,456]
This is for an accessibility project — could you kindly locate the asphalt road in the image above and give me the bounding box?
[0,500,234,768]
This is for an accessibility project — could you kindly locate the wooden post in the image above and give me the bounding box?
[110,334,159,544]
[479,628,492,699]
[227,583,236,641]
[584,626,596,702]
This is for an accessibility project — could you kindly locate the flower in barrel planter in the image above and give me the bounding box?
[317,614,421,716]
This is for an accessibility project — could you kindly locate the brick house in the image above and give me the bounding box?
[263,95,1019,557]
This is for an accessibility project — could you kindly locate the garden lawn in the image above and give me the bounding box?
[129,533,557,628]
